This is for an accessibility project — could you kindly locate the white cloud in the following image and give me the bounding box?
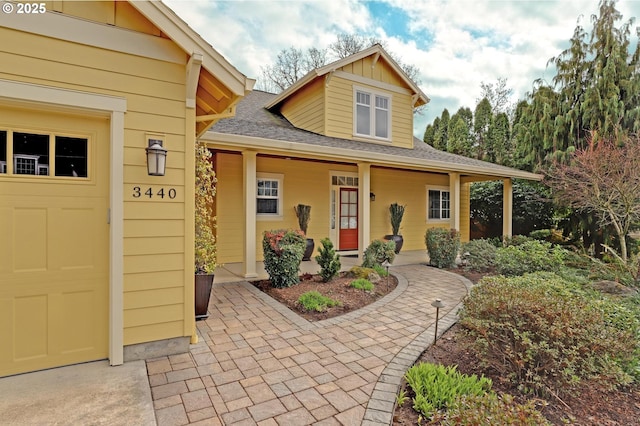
[163,0,640,136]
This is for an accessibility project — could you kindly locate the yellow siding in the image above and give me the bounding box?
[325,75,414,148]
[46,1,163,36]
[460,183,471,242]
[340,57,408,89]
[0,9,190,346]
[370,168,450,251]
[280,78,325,134]
[215,153,244,264]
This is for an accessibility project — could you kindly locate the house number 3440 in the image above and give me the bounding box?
[132,186,177,199]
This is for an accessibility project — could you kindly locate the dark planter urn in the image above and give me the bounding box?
[302,238,315,261]
[385,234,404,254]
[194,273,214,320]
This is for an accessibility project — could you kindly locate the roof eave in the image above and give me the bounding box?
[203,131,543,181]
[129,1,254,97]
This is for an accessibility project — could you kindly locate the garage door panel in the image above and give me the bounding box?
[0,108,109,377]
[13,294,48,360]
[13,207,48,272]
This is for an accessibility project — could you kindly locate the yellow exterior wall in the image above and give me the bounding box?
[280,78,325,135]
[460,182,471,242]
[325,75,414,149]
[215,154,468,262]
[340,57,407,88]
[45,0,163,35]
[0,7,191,347]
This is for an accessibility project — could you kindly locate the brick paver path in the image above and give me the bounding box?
[147,265,471,425]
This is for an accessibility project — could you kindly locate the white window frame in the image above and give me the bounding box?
[256,172,283,220]
[426,186,451,222]
[353,86,391,141]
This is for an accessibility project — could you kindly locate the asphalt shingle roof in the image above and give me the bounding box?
[209,90,537,178]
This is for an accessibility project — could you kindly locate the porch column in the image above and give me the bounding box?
[503,178,513,238]
[358,162,371,261]
[448,172,460,231]
[243,151,258,278]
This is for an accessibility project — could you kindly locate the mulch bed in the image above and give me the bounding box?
[251,271,398,321]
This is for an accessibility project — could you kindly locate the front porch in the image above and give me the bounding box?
[212,249,430,284]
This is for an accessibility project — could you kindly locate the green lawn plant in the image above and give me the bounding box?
[298,291,340,312]
[461,239,496,272]
[425,228,460,268]
[262,229,305,288]
[315,238,341,282]
[350,278,374,291]
[404,362,492,418]
[495,239,565,276]
[443,393,551,425]
[460,272,640,397]
[362,239,395,268]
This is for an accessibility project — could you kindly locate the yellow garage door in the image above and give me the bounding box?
[0,106,109,377]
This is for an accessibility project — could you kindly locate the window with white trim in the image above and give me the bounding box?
[354,88,390,140]
[257,173,283,217]
[0,129,88,177]
[427,188,451,220]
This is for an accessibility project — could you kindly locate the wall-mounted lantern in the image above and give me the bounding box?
[370,192,376,202]
[146,139,167,176]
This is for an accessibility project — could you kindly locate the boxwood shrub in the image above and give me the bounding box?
[262,229,305,288]
[425,228,460,268]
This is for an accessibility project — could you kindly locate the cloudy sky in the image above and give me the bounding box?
[164,0,640,137]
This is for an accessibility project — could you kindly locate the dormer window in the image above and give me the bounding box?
[354,88,391,141]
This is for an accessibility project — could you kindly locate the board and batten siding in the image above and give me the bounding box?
[0,20,192,347]
[279,78,326,135]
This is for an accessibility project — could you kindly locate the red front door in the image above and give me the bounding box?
[339,188,358,250]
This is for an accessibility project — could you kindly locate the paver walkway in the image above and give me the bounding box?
[147,264,471,425]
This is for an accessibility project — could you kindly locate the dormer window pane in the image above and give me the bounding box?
[355,89,390,140]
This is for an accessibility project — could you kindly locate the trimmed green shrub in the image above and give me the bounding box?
[460,272,639,397]
[372,264,388,277]
[350,278,374,291]
[262,229,305,288]
[425,228,460,268]
[503,234,533,246]
[461,239,496,272]
[404,362,492,418]
[348,266,381,282]
[362,239,395,268]
[495,240,565,276]
[297,291,340,312]
[443,393,550,426]
[315,238,341,282]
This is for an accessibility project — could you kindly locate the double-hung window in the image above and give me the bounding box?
[427,188,451,221]
[354,88,390,140]
[257,173,283,218]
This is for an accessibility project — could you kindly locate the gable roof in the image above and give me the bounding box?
[206,90,542,181]
[265,44,429,111]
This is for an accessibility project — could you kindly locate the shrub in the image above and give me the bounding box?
[348,266,381,282]
[297,291,340,312]
[372,264,388,277]
[350,278,374,291]
[362,239,395,268]
[503,234,533,246]
[315,238,341,282]
[460,272,639,397]
[461,239,496,272]
[443,393,550,426]
[404,362,492,418]
[495,240,565,276]
[262,229,305,288]
[425,228,460,268]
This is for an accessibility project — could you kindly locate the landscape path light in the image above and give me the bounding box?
[382,260,391,291]
[431,298,446,345]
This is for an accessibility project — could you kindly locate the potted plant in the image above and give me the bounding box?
[294,204,315,261]
[385,202,406,254]
[194,142,217,320]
